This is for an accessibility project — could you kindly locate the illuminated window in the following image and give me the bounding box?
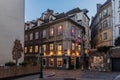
[71,27,75,36]
[50,27,54,36]
[49,58,54,67]
[57,25,62,35]
[50,43,54,50]
[43,44,46,52]
[35,45,38,53]
[43,30,46,38]
[30,33,33,40]
[35,32,39,39]
[24,47,27,53]
[25,35,28,41]
[78,45,81,51]
[57,44,62,55]
[57,44,62,51]
[29,46,33,53]
[57,58,62,67]
[72,43,75,50]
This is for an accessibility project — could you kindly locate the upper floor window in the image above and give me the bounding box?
[57,44,62,55]
[50,27,54,36]
[72,42,75,50]
[49,43,54,51]
[103,9,108,17]
[24,47,27,53]
[30,33,33,40]
[71,27,76,36]
[43,30,46,38]
[103,32,107,40]
[35,32,39,39]
[25,34,28,41]
[103,20,108,28]
[57,25,63,35]
[35,45,39,53]
[25,24,29,30]
[43,44,46,52]
[29,46,33,53]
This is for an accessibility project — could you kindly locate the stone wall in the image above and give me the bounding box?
[0,65,39,79]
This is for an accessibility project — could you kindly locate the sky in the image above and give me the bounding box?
[25,0,106,22]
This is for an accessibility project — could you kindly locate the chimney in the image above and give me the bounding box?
[97,4,102,11]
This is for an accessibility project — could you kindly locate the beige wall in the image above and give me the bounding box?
[0,0,24,65]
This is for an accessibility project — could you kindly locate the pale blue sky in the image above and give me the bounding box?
[25,0,106,22]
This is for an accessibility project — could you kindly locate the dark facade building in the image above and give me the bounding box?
[24,8,89,69]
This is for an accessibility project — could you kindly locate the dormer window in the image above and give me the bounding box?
[25,24,29,30]
[37,20,43,26]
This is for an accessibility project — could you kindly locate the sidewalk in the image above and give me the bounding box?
[14,69,120,80]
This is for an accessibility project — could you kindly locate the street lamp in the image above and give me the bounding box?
[39,46,44,78]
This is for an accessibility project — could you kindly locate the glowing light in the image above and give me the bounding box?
[67,49,70,56]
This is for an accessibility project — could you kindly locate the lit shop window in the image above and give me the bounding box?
[49,58,54,67]
[42,44,46,56]
[43,30,46,38]
[57,25,62,35]
[35,45,38,53]
[50,27,54,36]
[24,47,27,53]
[57,58,62,67]
[35,32,39,39]
[29,46,33,53]
[30,33,33,40]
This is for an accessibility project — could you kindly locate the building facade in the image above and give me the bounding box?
[90,0,113,48]
[24,8,89,69]
[112,0,120,45]
[0,0,24,65]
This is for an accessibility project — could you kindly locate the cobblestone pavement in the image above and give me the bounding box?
[14,69,120,80]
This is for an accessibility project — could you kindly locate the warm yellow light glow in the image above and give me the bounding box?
[35,45,38,53]
[44,52,46,56]
[67,49,70,56]
[24,47,27,53]
[50,51,54,56]
[58,51,62,55]
[85,49,88,54]
[76,51,79,56]
[72,53,75,56]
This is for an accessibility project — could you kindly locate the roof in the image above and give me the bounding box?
[90,0,111,28]
[55,13,67,19]
[66,7,81,15]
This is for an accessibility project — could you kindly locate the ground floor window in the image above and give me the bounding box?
[57,58,62,67]
[49,58,54,67]
[42,58,46,66]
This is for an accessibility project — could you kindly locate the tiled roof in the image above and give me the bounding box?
[66,7,81,15]
[55,13,66,19]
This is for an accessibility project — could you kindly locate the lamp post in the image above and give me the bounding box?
[39,46,43,78]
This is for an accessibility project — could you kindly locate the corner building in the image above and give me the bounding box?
[24,8,89,69]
